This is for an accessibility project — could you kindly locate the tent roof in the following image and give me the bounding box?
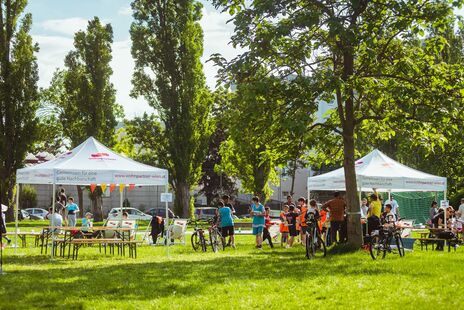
[308,149,446,192]
[17,137,168,186]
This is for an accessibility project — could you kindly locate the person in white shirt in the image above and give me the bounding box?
[46,207,63,232]
[457,198,464,221]
[384,194,400,219]
[360,198,368,219]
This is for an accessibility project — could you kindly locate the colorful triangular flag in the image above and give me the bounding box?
[109,184,116,193]
[90,184,97,193]
[128,184,135,192]
[100,184,107,193]
[119,184,125,193]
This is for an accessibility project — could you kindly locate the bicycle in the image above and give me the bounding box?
[369,217,405,260]
[190,219,208,252]
[305,213,327,259]
[209,223,224,253]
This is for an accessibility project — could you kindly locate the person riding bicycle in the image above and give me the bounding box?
[380,204,396,227]
[305,199,320,224]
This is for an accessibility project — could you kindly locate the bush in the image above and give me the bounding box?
[20,185,38,209]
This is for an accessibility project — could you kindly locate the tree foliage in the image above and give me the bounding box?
[0,0,39,220]
[130,0,213,217]
[213,0,464,246]
[42,17,122,220]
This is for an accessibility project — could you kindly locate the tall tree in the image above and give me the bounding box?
[213,0,464,247]
[0,0,39,221]
[42,17,122,220]
[130,0,213,217]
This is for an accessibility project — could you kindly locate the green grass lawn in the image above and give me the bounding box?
[1,233,463,309]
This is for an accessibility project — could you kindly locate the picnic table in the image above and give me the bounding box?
[416,227,462,251]
[4,231,42,247]
[41,226,137,260]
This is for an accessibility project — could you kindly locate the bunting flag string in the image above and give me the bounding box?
[128,184,135,192]
[109,184,116,193]
[119,184,125,193]
[100,184,107,193]
[90,184,97,193]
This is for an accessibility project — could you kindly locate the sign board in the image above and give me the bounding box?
[160,192,173,203]
[440,200,449,209]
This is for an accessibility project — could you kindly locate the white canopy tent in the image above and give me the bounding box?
[308,149,447,192]
[308,149,448,227]
[15,137,169,257]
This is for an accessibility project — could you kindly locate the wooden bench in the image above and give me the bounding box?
[68,238,138,259]
[416,237,461,252]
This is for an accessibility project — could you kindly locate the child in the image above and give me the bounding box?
[82,212,93,232]
[263,207,274,248]
[286,205,299,247]
[279,205,289,246]
[150,215,165,245]
[250,196,265,249]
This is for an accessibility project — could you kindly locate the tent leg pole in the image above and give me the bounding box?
[120,187,123,228]
[14,183,20,255]
[165,184,169,257]
[51,183,56,260]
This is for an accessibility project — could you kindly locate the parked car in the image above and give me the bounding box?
[269,210,281,219]
[19,209,30,220]
[147,207,176,219]
[25,208,48,220]
[194,207,217,220]
[108,208,152,221]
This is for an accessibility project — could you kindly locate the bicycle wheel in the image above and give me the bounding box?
[395,234,405,257]
[217,231,225,251]
[191,231,200,251]
[305,232,313,259]
[200,232,207,252]
[369,235,383,260]
[312,235,327,258]
[210,230,219,252]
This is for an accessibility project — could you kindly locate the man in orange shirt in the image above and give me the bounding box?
[322,192,346,244]
[297,197,308,245]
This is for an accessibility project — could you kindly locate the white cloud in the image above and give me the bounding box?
[33,35,74,88]
[33,6,241,118]
[118,6,132,16]
[40,17,89,36]
[200,7,243,88]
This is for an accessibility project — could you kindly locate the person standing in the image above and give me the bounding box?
[429,201,438,227]
[322,192,346,244]
[222,195,236,246]
[360,198,369,237]
[262,207,274,248]
[457,198,464,222]
[286,205,299,247]
[368,191,382,218]
[384,194,400,219]
[1,205,10,245]
[279,205,289,246]
[297,197,308,246]
[250,196,265,249]
[218,200,235,248]
[46,207,63,232]
[65,197,79,227]
[286,195,296,208]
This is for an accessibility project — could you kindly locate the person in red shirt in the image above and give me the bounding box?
[322,191,346,244]
[262,207,274,248]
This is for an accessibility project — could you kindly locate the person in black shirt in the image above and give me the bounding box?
[286,205,299,247]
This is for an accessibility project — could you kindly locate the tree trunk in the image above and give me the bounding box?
[77,185,84,218]
[253,158,271,203]
[175,181,191,218]
[0,178,15,222]
[290,158,298,196]
[342,128,363,247]
[90,190,103,221]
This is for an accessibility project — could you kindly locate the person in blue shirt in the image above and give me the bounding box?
[66,197,79,227]
[218,201,235,248]
[250,196,265,249]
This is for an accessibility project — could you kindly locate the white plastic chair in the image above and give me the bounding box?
[168,219,188,245]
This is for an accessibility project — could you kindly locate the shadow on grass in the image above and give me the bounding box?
[0,243,431,309]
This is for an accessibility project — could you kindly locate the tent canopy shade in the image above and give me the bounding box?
[16,137,168,186]
[307,149,446,192]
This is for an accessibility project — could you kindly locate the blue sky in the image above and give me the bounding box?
[27,0,238,118]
